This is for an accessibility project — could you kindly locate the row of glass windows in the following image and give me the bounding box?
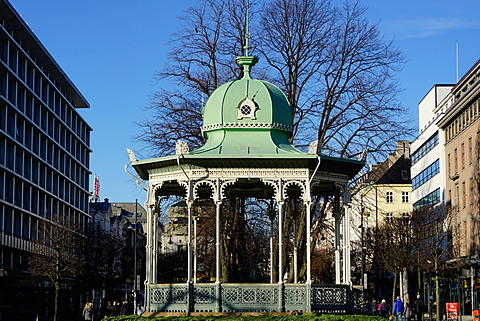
[0,203,88,242]
[0,169,89,213]
[0,122,89,187]
[0,36,90,141]
[448,177,477,209]
[447,134,480,177]
[412,159,440,190]
[385,191,410,204]
[411,132,439,165]
[0,86,90,167]
[0,249,29,272]
[445,99,479,143]
[385,212,410,223]
[413,188,441,210]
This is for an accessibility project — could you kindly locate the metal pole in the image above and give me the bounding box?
[215,201,221,283]
[306,201,311,284]
[187,200,193,283]
[361,193,365,288]
[134,199,138,313]
[278,200,284,284]
[193,217,197,283]
[293,219,298,284]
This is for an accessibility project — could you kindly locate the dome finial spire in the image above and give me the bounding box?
[244,0,250,56]
[236,0,258,78]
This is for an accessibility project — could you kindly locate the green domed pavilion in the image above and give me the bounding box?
[130,49,364,314]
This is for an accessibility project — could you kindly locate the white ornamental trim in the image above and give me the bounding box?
[283,180,306,199]
[202,122,292,132]
[149,169,347,184]
[193,180,216,199]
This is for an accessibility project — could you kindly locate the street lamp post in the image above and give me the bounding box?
[133,199,138,314]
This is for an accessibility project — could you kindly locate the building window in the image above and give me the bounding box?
[461,143,465,170]
[402,192,409,203]
[447,154,451,177]
[469,137,472,165]
[412,159,440,190]
[462,182,466,208]
[386,191,394,204]
[455,184,459,207]
[411,132,439,165]
[386,212,393,223]
[454,148,458,173]
[470,177,474,206]
[413,188,441,210]
[402,212,410,219]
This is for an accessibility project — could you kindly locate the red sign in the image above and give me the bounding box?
[446,302,458,320]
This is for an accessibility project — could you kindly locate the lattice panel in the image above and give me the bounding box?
[353,288,364,311]
[150,286,187,304]
[223,286,278,305]
[311,286,347,305]
[285,286,306,305]
[194,286,216,304]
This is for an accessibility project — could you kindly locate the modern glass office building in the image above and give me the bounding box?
[0,0,91,318]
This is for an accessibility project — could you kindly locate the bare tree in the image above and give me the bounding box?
[412,205,458,321]
[374,216,414,305]
[84,224,125,301]
[257,0,334,140]
[29,213,86,321]
[135,0,251,157]
[135,0,411,285]
[258,0,409,157]
[137,0,410,159]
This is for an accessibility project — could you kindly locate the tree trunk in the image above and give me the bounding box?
[392,272,397,307]
[435,274,441,321]
[402,268,408,304]
[54,280,60,321]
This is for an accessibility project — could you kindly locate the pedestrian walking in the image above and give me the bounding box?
[414,295,425,321]
[105,301,114,317]
[392,296,404,321]
[120,300,131,315]
[82,302,93,321]
[135,303,144,315]
[404,299,413,321]
[114,301,121,316]
[379,299,391,318]
[371,298,379,315]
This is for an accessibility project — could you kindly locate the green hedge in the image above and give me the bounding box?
[103,314,387,321]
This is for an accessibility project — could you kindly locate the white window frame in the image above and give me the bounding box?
[386,212,393,223]
[386,191,394,204]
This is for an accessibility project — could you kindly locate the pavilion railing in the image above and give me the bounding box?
[146,283,363,314]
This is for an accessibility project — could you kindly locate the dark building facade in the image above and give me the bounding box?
[0,0,91,319]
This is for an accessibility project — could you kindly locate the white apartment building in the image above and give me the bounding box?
[411,85,454,209]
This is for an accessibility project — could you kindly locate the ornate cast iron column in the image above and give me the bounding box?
[277,195,285,313]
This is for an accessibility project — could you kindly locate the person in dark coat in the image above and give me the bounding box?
[414,295,425,321]
[404,299,413,321]
[105,301,115,317]
[114,301,121,316]
[379,299,391,318]
[371,299,379,315]
[120,300,131,315]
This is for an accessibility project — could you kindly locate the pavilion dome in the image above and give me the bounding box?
[191,55,303,156]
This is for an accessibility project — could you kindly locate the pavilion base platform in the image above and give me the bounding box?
[145,283,363,315]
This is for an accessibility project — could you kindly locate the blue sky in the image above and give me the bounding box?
[10,0,480,205]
